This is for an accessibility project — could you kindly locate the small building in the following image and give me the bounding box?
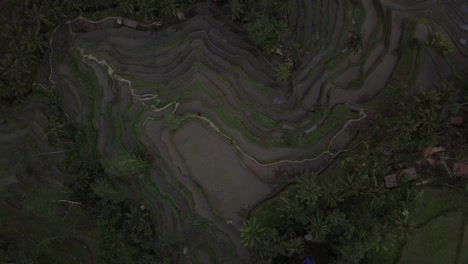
[384,174,398,188]
[380,145,393,157]
[450,116,464,127]
[116,18,138,29]
[384,167,418,188]
[401,167,418,181]
[454,162,468,177]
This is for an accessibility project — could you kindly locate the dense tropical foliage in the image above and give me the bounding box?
[241,149,422,263]
[226,0,292,52]
[240,80,465,263]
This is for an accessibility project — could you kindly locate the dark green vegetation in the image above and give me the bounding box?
[1,0,467,263]
[241,86,467,263]
[0,98,176,262]
[226,0,291,52]
[0,0,204,263]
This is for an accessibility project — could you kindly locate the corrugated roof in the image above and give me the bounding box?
[455,162,468,177]
[402,167,417,181]
[384,174,398,188]
[451,116,464,126]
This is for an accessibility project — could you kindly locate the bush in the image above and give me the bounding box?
[107,151,149,179]
[428,32,454,56]
[165,113,184,131]
[246,14,287,52]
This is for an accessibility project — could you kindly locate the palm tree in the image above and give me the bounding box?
[283,237,304,256]
[322,185,344,208]
[44,113,66,141]
[339,173,363,198]
[137,0,158,22]
[391,212,413,239]
[254,253,273,264]
[227,0,245,22]
[45,0,65,22]
[368,223,396,252]
[240,217,266,249]
[279,196,302,221]
[415,89,441,112]
[125,206,153,249]
[275,0,293,19]
[159,0,178,19]
[272,17,287,43]
[418,109,438,133]
[306,211,330,243]
[289,43,305,65]
[1,23,25,45]
[292,172,321,204]
[392,104,418,151]
[387,80,408,100]
[428,32,454,56]
[62,0,80,12]
[326,209,348,232]
[347,31,363,54]
[21,29,48,53]
[117,0,135,16]
[1,45,37,87]
[1,57,28,81]
[25,3,53,33]
[276,63,290,82]
[439,83,461,114]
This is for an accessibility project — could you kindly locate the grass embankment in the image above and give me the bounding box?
[400,211,462,264]
[392,20,419,85]
[218,102,357,151]
[69,57,100,158]
[371,186,468,263]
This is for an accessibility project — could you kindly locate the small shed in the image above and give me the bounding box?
[401,167,418,181]
[384,174,398,188]
[123,19,138,29]
[384,167,418,188]
[450,116,464,127]
[116,18,138,29]
[454,162,468,177]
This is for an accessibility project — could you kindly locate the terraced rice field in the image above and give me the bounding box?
[1,0,466,262]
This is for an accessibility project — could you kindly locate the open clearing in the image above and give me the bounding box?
[399,211,463,264]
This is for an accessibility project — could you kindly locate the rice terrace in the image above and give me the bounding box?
[0,0,467,263]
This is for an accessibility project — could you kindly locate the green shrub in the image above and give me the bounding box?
[107,151,149,179]
[92,179,127,203]
[165,113,184,131]
[246,14,287,52]
[428,32,454,56]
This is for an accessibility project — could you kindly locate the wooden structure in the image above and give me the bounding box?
[116,18,138,29]
[401,167,417,181]
[384,174,398,188]
[454,162,468,177]
[450,116,464,127]
[383,167,418,188]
